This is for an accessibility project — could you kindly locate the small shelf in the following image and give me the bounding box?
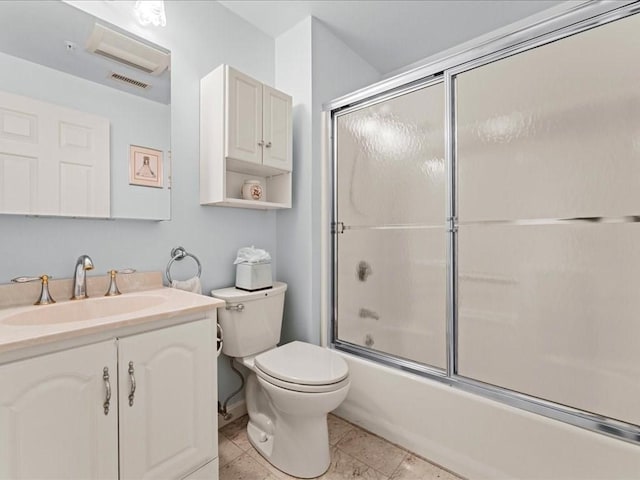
[204,198,290,210]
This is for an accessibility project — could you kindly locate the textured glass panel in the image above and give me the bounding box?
[336,228,446,369]
[457,14,640,222]
[458,223,640,426]
[337,83,445,226]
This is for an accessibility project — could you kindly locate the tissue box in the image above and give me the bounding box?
[236,262,272,291]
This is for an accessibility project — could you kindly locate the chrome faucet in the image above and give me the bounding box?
[71,255,94,300]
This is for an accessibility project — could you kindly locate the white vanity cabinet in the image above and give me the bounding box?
[0,340,119,479]
[200,64,292,209]
[118,319,215,480]
[0,318,217,480]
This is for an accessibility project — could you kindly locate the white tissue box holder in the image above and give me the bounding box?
[235,262,272,291]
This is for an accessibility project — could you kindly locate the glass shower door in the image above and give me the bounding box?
[334,81,447,369]
[455,13,640,426]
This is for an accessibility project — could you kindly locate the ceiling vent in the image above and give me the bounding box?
[109,72,150,90]
[86,23,169,76]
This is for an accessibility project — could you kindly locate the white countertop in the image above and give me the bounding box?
[0,288,225,357]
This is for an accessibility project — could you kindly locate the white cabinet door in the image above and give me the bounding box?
[0,340,118,480]
[262,85,292,171]
[118,319,215,480]
[0,90,110,217]
[226,67,263,166]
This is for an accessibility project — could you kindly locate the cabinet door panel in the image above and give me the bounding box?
[262,85,292,171]
[226,67,262,165]
[119,319,215,480]
[0,341,118,480]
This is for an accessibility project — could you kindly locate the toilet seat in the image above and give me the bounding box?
[255,368,350,393]
[253,341,349,393]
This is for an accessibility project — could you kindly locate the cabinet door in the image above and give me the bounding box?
[262,85,292,171]
[0,341,118,480]
[226,67,263,165]
[119,319,215,480]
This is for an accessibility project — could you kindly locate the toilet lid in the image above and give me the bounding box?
[254,341,348,386]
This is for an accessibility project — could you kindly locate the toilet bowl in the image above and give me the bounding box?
[212,283,350,478]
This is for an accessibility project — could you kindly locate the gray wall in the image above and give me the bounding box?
[1,1,377,409]
[1,0,276,404]
[275,17,380,346]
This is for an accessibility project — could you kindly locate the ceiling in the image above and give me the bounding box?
[0,1,170,104]
[219,0,565,74]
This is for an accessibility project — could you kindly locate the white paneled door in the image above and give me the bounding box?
[0,90,109,217]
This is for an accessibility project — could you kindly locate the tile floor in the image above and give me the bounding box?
[218,414,463,480]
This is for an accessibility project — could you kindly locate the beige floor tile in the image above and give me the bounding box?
[246,447,299,480]
[336,428,407,477]
[221,415,252,451]
[219,452,272,480]
[328,414,354,446]
[220,415,248,438]
[390,454,462,480]
[320,447,388,480]
[218,433,244,468]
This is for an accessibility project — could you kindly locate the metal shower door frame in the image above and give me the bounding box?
[326,0,640,445]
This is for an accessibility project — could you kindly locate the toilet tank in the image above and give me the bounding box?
[211,282,287,358]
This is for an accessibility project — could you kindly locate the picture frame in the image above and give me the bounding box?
[129,145,163,188]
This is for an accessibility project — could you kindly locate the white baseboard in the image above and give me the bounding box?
[217,399,247,429]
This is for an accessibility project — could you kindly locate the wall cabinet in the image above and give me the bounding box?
[0,318,216,480]
[200,64,292,209]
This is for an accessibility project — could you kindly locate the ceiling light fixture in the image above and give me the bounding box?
[134,1,167,27]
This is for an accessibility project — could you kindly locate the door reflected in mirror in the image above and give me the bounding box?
[0,1,171,220]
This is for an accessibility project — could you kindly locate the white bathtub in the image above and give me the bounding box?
[333,351,640,480]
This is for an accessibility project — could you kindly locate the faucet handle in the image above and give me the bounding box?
[105,269,136,296]
[11,274,56,305]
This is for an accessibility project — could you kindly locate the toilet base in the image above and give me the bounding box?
[247,414,331,479]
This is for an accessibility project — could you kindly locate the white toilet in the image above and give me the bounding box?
[212,282,350,478]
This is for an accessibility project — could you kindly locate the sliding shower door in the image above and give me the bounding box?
[334,81,447,369]
[455,12,640,426]
[330,4,640,442]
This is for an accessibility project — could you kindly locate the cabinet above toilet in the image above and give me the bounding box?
[200,65,292,210]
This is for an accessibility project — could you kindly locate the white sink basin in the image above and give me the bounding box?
[3,294,166,326]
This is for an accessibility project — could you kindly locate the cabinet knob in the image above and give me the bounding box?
[265,141,272,148]
[257,140,265,146]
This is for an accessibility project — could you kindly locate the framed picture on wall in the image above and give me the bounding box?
[129,145,163,188]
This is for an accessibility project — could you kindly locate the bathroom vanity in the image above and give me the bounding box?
[0,276,224,480]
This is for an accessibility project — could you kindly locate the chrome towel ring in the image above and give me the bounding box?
[166,246,202,283]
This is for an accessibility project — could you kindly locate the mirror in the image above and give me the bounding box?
[0,1,171,220]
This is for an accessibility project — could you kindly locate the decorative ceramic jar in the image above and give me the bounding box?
[242,180,263,201]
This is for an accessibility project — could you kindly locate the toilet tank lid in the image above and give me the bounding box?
[255,341,349,386]
[210,281,287,302]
